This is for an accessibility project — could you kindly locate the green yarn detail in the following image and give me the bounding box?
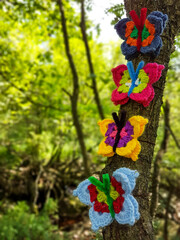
[97,185,119,204]
[130,25,150,41]
[88,174,115,218]
[130,26,138,39]
[118,70,131,93]
[133,83,147,93]
[88,176,104,192]
[118,69,149,94]
[120,70,130,83]
[142,25,150,41]
[132,69,149,93]
[118,84,129,93]
[137,69,149,84]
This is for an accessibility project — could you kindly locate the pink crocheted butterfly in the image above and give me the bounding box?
[111,61,164,107]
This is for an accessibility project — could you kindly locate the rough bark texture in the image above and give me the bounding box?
[102,0,180,239]
[58,0,90,175]
[150,100,170,218]
[80,0,104,119]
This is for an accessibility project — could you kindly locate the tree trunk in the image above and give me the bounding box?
[80,0,104,119]
[102,0,180,239]
[58,0,90,175]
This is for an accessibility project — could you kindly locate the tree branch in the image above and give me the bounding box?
[62,87,72,99]
[168,125,180,149]
[80,0,104,119]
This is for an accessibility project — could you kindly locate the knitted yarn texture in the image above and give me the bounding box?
[115,8,168,60]
[73,167,140,231]
[98,113,148,161]
[111,61,165,107]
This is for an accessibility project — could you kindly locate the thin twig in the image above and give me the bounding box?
[62,87,72,99]
[167,126,180,149]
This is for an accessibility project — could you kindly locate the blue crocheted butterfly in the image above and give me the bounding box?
[73,167,140,231]
[115,8,168,60]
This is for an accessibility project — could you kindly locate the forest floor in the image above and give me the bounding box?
[59,214,101,240]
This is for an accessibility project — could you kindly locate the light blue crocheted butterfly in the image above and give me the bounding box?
[73,167,140,231]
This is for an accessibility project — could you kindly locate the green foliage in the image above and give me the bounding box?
[105,4,124,25]
[0,200,60,240]
[172,236,180,240]
[43,198,58,215]
[0,0,122,170]
[95,232,103,240]
[153,219,161,235]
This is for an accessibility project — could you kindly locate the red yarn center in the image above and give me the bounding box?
[130,8,147,51]
[88,177,125,214]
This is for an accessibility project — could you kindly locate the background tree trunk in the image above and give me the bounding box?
[80,0,104,120]
[58,0,90,176]
[102,0,180,239]
[150,100,170,218]
[163,185,174,240]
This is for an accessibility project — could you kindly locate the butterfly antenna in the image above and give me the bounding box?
[140,8,147,26]
[112,112,120,126]
[112,111,127,153]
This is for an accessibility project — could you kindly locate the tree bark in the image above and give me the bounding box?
[102,0,180,239]
[80,0,104,119]
[58,0,90,175]
[150,100,170,218]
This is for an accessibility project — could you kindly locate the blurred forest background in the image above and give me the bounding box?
[0,0,180,240]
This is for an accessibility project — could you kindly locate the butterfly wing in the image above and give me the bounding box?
[113,168,140,225]
[89,208,113,231]
[114,18,131,40]
[141,11,168,56]
[111,64,128,87]
[98,119,114,136]
[115,18,138,60]
[111,65,129,105]
[73,179,92,206]
[143,63,165,84]
[147,11,168,35]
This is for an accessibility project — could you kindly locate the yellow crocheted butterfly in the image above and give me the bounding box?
[98,112,148,161]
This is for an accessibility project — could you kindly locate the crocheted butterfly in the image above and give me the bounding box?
[115,8,168,60]
[73,167,140,231]
[98,111,148,161]
[111,61,165,107]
